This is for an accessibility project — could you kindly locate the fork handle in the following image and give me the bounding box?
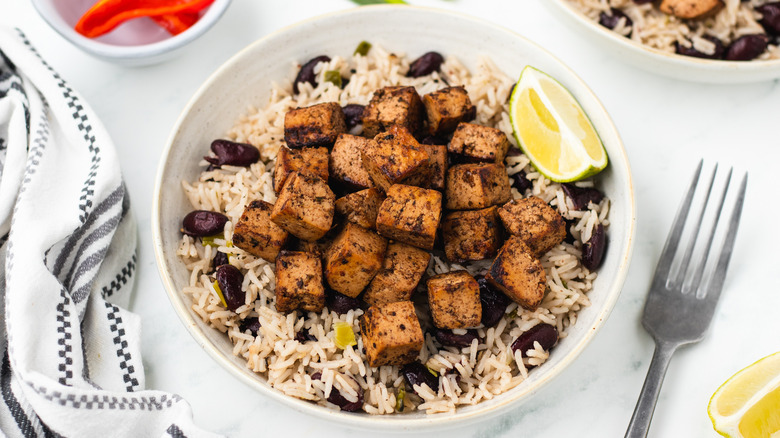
[624,341,679,438]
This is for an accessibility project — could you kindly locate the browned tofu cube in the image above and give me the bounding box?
[270,171,335,241]
[273,146,329,193]
[362,86,424,138]
[290,236,330,259]
[362,126,430,192]
[445,163,511,210]
[447,123,510,164]
[363,242,431,307]
[376,184,442,250]
[329,134,375,190]
[232,200,289,262]
[334,188,385,230]
[498,197,566,257]
[486,237,546,310]
[359,301,424,367]
[323,223,387,298]
[419,143,447,191]
[422,86,476,136]
[284,102,346,148]
[659,0,723,19]
[441,206,502,263]
[274,250,325,313]
[427,271,481,329]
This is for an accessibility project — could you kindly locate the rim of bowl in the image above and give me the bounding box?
[31,0,232,60]
[547,0,780,70]
[152,4,637,430]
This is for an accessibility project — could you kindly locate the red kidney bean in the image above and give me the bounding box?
[561,183,604,210]
[311,372,364,411]
[181,210,228,237]
[511,324,559,357]
[725,34,769,60]
[294,327,317,343]
[326,289,362,315]
[477,275,511,327]
[675,36,725,59]
[599,8,633,36]
[407,52,444,78]
[510,170,533,194]
[239,317,261,336]
[212,251,229,272]
[433,329,479,348]
[204,139,260,167]
[401,362,439,395]
[293,55,331,94]
[757,3,780,35]
[342,104,365,130]
[582,224,607,270]
[563,218,577,245]
[216,264,245,312]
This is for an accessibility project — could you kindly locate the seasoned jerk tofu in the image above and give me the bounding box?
[659,0,723,19]
[447,122,510,164]
[362,86,425,138]
[334,188,385,230]
[232,200,289,262]
[486,237,546,310]
[362,125,431,192]
[284,102,347,148]
[419,143,448,191]
[273,146,329,193]
[441,206,503,262]
[422,86,476,136]
[376,184,443,250]
[445,163,511,210]
[427,270,482,329]
[360,300,424,367]
[270,171,335,241]
[323,223,387,298]
[363,242,431,307]
[498,196,566,257]
[329,133,376,191]
[274,250,325,313]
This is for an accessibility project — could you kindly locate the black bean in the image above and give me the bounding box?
[599,8,633,37]
[204,139,260,167]
[675,36,725,59]
[311,372,363,411]
[725,34,769,61]
[293,55,331,94]
[401,362,439,395]
[181,210,228,237]
[294,327,317,343]
[582,224,607,270]
[342,104,365,130]
[477,276,511,327]
[511,324,559,357]
[561,183,604,210]
[510,170,533,194]
[433,328,479,348]
[212,251,229,270]
[216,264,245,312]
[407,52,444,78]
[326,290,363,315]
[757,2,780,35]
[239,317,261,336]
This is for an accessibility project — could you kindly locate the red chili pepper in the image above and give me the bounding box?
[150,13,201,35]
[75,0,215,39]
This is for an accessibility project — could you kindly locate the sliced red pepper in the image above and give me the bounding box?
[75,0,215,39]
[150,12,200,35]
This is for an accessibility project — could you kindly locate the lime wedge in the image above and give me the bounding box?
[708,351,780,438]
[509,66,608,182]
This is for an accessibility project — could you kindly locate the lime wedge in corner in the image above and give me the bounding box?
[708,351,780,438]
[509,66,608,182]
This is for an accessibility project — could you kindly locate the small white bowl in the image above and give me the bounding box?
[32,0,231,66]
[546,0,780,83]
[152,5,636,430]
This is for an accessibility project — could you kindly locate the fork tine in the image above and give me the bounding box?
[702,172,748,308]
[671,164,718,291]
[686,167,733,296]
[653,159,703,285]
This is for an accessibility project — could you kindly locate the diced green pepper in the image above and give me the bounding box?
[333,321,357,349]
[354,41,372,56]
[201,233,224,247]
[507,308,518,319]
[213,280,227,307]
[426,365,439,377]
[395,386,406,412]
[324,70,342,88]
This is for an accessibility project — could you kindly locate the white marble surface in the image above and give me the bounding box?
[3,0,779,436]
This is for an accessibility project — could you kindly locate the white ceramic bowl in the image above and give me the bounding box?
[32,0,231,66]
[546,0,780,83]
[152,5,636,431]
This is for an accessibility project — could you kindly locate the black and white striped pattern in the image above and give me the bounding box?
[0,28,219,437]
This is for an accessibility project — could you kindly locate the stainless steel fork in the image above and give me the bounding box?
[624,160,748,438]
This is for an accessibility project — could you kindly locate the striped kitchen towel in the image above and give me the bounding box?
[0,27,218,437]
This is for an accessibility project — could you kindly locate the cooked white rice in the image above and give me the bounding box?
[567,0,780,60]
[177,45,610,414]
